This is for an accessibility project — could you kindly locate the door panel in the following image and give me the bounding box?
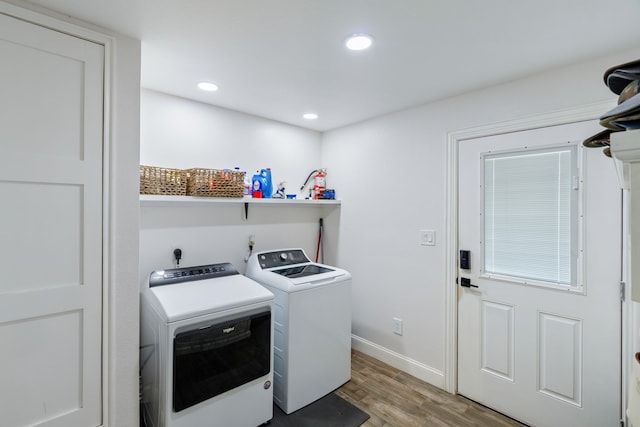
[538,312,582,406]
[481,300,514,380]
[0,182,83,292]
[0,12,103,427]
[457,121,621,427]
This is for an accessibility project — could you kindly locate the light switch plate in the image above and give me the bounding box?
[393,317,403,335]
[420,230,435,246]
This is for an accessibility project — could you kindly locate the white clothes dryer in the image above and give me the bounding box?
[245,248,352,414]
[140,262,274,427]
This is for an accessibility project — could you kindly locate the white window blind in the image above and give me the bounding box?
[482,146,577,286]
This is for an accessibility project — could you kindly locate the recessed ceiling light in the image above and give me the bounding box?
[345,34,373,51]
[303,113,319,120]
[197,82,219,91]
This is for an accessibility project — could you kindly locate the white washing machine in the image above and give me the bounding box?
[245,248,352,414]
[140,262,274,427]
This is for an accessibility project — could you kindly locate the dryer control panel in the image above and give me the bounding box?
[257,249,310,269]
[149,262,238,286]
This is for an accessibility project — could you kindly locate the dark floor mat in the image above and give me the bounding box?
[268,393,370,427]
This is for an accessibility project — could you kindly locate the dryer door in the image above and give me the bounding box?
[172,308,271,412]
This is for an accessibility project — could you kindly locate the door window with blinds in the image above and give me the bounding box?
[481,144,580,290]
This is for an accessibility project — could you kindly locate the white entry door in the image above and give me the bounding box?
[0,12,104,427]
[457,121,622,427]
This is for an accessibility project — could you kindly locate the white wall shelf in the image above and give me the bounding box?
[140,194,341,207]
[611,129,640,303]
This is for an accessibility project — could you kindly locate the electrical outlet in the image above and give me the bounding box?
[245,234,256,262]
[393,317,403,335]
[171,245,184,265]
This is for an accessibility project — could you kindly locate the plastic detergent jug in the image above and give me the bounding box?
[252,168,272,198]
[262,168,272,198]
[251,171,265,198]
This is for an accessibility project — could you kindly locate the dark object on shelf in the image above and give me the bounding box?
[600,59,640,131]
[584,59,640,158]
[583,129,615,148]
[600,87,640,131]
[582,129,617,158]
[322,189,336,200]
[604,59,640,95]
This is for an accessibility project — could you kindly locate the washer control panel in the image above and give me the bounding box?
[258,249,310,269]
[149,262,238,287]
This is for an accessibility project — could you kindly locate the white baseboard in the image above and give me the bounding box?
[351,334,446,390]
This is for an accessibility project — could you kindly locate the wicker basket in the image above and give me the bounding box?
[140,165,187,196]
[186,168,245,198]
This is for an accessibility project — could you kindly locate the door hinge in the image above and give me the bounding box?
[620,281,626,302]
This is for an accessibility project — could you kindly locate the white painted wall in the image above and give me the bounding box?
[139,90,332,285]
[108,32,141,427]
[322,48,640,387]
[139,48,640,397]
[141,89,322,184]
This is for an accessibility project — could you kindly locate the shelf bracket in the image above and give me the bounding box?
[244,202,249,220]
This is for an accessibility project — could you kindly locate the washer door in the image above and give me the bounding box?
[271,264,334,279]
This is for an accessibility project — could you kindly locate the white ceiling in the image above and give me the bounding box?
[23,0,640,131]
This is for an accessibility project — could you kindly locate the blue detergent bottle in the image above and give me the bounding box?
[251,170,265,198]
[262,168,272,198]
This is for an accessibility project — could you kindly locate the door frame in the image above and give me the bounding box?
[0,1,116,425]
[443,101,628,409]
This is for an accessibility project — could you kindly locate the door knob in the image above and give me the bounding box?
[459,277,478,288]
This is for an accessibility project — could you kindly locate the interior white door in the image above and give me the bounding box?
[457,121,622,427]
[0,12,104,427]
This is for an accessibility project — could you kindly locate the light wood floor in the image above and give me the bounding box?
[336,350,527,427]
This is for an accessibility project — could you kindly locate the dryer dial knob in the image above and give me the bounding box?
[280,252,288,261]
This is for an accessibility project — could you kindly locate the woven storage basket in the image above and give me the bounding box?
[186,168,245,198]
[140,165,187,196]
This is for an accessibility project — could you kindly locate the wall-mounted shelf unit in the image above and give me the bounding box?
[140,195,341,207]
[140,195,340,219]
[611,129,640,302]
